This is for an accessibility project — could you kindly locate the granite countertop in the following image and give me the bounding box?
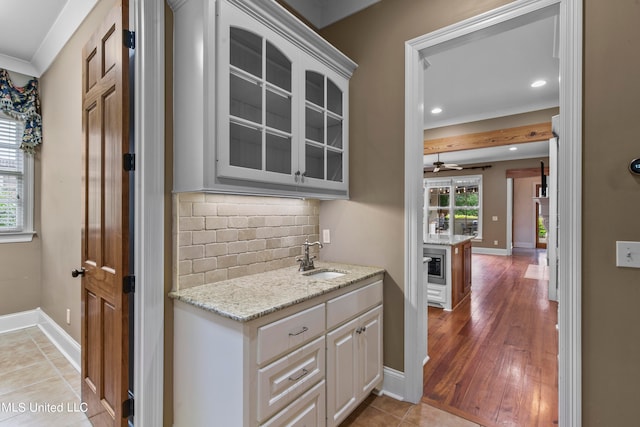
[168,262,385,322]
[424,234,475,246]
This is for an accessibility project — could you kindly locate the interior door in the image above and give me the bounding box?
[80,1,131,425]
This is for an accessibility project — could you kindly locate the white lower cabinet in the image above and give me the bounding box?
[173,276,383,427]
[326,305,383,427]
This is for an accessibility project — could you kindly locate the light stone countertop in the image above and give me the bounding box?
[168,262,385,322]
[423,234,475,246]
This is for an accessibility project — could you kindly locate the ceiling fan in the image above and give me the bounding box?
[431,153,462,172]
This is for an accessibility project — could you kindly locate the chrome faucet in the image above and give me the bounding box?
[296,239,323,271]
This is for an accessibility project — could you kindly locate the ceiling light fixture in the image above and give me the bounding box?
[431,107,443,114]
[531,79,547,88]
[509,147,518,151]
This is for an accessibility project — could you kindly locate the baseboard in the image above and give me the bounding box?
[472,247,509,256]
[380,366,406,401]
[513,242,535,249]
[0,308,81,372]
[0,309,40,333]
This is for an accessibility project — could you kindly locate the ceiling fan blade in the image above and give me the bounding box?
[450,165,463,170]
[433,166,440,173]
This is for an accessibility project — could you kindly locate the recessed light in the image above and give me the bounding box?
[509,147,518,151]
[531,80,547,88]
[431,107,443,114]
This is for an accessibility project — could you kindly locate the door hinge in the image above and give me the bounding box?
[123,30,135,49]
[123,275,135,294]
[123,153,135,172]
[122,397,134,418]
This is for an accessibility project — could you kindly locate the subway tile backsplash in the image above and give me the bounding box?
[174,193,320,290]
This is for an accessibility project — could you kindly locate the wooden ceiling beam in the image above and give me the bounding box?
[424,121,553,155]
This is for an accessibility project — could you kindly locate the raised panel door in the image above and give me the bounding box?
[326,316,358,427]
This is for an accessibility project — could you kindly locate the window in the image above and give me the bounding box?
[0,114,34,242]
[424,175,482,240]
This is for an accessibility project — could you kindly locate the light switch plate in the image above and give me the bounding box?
[616,241,640,268]
[322,229,331,244]
[492,216,499,221]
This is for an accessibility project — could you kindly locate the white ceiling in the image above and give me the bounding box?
[0,0,98,77]
[281,0,380,29]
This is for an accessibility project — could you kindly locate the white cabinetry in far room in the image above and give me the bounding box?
[169,0,357,199]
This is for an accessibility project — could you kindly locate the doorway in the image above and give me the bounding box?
[403,1,582,426]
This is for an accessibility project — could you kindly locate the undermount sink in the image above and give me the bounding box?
[303,269,347,280]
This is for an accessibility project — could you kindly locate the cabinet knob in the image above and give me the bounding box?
[294,171,301,183]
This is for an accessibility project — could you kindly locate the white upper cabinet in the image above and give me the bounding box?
[170,0,357,199]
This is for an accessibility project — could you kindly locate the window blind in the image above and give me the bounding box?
[0,117,24,231]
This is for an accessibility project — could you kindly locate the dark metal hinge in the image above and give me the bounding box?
[123,153,135,172]
[122,397,134,418]
[123,275,135,294]
[123,30,135,49]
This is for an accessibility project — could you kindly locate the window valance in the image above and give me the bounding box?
[0,69,41,153]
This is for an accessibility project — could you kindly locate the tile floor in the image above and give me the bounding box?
[340,394,483,427]
[1,328,481,427]
[0,327,91,426]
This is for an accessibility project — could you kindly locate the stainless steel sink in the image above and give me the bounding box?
[303,269,346,280]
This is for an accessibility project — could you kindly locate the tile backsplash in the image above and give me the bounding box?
[174,193,320,291]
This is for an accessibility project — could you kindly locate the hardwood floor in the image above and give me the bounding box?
[423,249,558,427]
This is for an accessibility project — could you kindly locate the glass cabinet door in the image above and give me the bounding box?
[302,70,346,188]
[219,20,297,184]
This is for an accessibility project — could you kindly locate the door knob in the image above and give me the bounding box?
[71,268,86,278]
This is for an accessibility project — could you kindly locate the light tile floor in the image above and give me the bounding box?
[1,328,481,427]
[341,394,484,427]
[0,327,91,427]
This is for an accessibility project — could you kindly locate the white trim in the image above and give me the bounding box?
[38,309,81,372]
[380,366,407,402]
[133,0,166,425]
[0,308,81,372]
[404,1,582,426]
[0,231,35,243]
[0,308,40,333]
[514,242,536,249]
[472,247,509,256]
[506,177,514,256]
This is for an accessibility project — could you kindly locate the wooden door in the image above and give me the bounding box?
[80,1,131,426]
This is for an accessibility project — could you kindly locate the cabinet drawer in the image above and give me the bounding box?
[258,304,325,364]
[326,280,382,329]
[261,380,326,427]
[257,336,326,423]
[427,284,446,303]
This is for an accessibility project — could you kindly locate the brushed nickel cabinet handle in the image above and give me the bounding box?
[288,368,309,382]
[288,326,308,337]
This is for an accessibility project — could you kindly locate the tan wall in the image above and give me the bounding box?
[38,0,116,342]
[318,0,513,371]
[513,176,540,248]
[320,0,640,422]
[583,0,640,425]
[424,157,548,250]
[174,194,320,290]
[0,163,41,316]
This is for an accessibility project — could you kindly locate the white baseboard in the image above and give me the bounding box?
[380,366,406,401]
[0,308,81,372]
[513,242,535,249]
[472,247,509,256]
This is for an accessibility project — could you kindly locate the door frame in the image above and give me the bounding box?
[131,0,165,424]
[403,1,582,427]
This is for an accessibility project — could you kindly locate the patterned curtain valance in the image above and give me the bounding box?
[0,68,42,153]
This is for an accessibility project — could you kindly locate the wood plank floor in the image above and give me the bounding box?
[423,249,558,427]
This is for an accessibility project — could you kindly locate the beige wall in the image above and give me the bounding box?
[38,0,116,342]
[583,0,640,424]
[319,0,640,423]
[0,163,41,316]
[513,175,540,248]
[318,0,513,371]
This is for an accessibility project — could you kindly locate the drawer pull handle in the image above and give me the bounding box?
[288,326,308,337]
[288,368,309,382]
[356,326,367,334]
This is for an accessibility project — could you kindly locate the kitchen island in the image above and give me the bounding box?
[169,262,385,427]
[423,235,473,310]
